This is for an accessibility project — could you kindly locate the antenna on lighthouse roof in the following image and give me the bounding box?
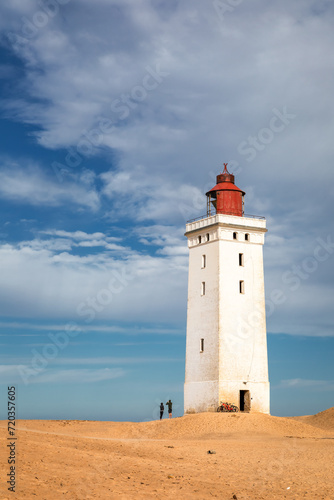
[223,163,228,173]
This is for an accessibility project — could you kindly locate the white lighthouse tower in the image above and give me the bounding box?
[184,164,270,414]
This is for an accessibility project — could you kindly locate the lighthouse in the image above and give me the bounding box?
[184,164,270,414]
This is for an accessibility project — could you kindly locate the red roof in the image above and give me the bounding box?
[206,181,245,196]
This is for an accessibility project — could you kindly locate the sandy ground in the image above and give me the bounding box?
[0,408,333,500]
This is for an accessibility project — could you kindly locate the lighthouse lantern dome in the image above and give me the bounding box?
[205,163,245,217]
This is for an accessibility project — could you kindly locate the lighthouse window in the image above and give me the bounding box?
[233,232,237,240]
[239,280,245,294]
[198,235,202,244]
[200,338,204,353]
[245,233,249,241]
[202,255,206,268]
[239,253,244,266]
[201,282,206,296]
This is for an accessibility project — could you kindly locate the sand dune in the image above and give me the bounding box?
[14,409,334,440]
[291,406,334,431]
[0,410,333,499]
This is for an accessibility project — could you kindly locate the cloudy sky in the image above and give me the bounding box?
[0,0,333,420]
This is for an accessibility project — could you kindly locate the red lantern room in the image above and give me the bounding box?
[206,163,245,217]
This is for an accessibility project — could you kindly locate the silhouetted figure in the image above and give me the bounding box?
[166,399,172,418]
[160,402,164,420]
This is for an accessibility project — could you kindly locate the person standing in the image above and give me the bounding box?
[166,399,172,418]
[159,402,164,420]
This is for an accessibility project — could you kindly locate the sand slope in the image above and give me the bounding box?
[291,406,334,431]
[15,410,334,440]
[0,410,333,500]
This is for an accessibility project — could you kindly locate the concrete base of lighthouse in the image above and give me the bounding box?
[184,380,270,414]
[218,380,270,414]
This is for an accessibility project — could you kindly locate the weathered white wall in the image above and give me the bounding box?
[184,214,270,414]
[184,228,220,413]
[184,380,218,413]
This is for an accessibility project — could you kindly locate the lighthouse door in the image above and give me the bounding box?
[240,390,251,412]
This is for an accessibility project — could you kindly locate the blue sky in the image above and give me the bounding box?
[0,0,333,421]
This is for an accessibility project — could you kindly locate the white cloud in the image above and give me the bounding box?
[3,356,182,366]
[0,366,126,385]
[0,230,188,324]
[36,367,126,384]
[0,221,333,336]
[0,322,182,335]
[19,238,73,252]
[101,166,204,223]
[38,230,126,252]
[1,0,334,180]
[0,364,22,377]
[41,230,113,241]
[0,1,333,338]
[1,1,334,224]
[0,161,100,211]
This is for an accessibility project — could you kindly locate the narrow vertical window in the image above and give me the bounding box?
[200,338,204,353]
[245,233,249,241]
[198,235,202,244]
[239,253,244,266]
[233,232,237,240]
[201,282,206,296]
[206,233,210,242]
[239,280,245,294]
[202,255,206,269]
